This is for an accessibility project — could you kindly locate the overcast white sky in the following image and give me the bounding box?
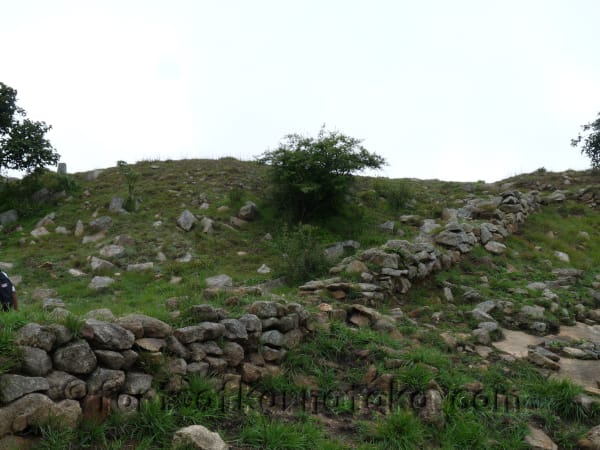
[2,1,600,182]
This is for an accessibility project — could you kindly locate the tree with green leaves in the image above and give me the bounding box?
[257,127,386,221]
[0,82,59,173]
[571,112,600,171]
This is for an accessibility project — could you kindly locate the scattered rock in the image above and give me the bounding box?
[484,241,507,255]
[90,257,115,272]
[200,217,214,233]
[89,216,113,232]
[205,274,233,289]
[99,245,124,258]
[238,201,257,221]
[172,425,228,450]
[82,232,105,244]
[74,220,84,237]
[88,276,115,290]
[525,424,557,450]
[553,251,570,263]
[257,264,271,274]
[127,262,154,272]
[176,210,197,231]
[0,209,18,225]
[30,227,50,238]
[68,268,86,277]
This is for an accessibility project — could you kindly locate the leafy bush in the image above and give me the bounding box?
[571,112,600,171]
[257,126,386,221]
[0,82,60,174]
[0,168,78,216]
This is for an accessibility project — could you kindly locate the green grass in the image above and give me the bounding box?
[3,160,600,449]
[238,413,336,450]
[360,409,430,450]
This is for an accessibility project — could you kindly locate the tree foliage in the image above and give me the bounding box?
[571,112,600,171]
[258,127,386,221]
[0,82,59,173]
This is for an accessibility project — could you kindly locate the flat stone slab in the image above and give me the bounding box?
[494,325,600,394]
[554,322,600,345]
[493,329,542,358]
[551,359,600,395]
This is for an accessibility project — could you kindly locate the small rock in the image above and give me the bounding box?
[68,268,86,277]
[238,201,258,221]
[525,424,557,450]
[554,251,570,263]
[99,245,125,258]
[30,227,50,238]
[205,274,233,289]
[127,262,154,272]
[527,350,560,370]
[176,210,197,231]
[88,276,115,290]
[257,264,271,274]
[172,425,228,450]
[484,241,507,255]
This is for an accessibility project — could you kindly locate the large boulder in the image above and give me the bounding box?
[45,371,87,401]
[220,319,248,341]
[53,340,98,375]
[260,330,284,348]
[0,210,18,225]
[94,350,126,369]
[0,393,81,438]
[359,248,399,269]
[123,372,153,396]
[435,222,477,253]
[0,374,49,404]
[174,323,225,344]
[81,319,135,350]
[18,346,52,377]
[117,314,172,338]
[86,368,126,396]
[247,302,283,319]
[14,323,56,352]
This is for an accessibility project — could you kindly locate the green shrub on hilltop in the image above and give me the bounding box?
[257,126,386,222]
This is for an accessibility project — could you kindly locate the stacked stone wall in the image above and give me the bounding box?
[0,300,310,438]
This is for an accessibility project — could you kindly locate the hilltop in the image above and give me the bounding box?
[0,159,600,449]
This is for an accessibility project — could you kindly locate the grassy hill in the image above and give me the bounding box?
[1,159,599,449]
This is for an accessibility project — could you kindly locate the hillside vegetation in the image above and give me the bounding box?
[1,159,600,449]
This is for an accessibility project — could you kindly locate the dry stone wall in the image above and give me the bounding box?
[0,300,310,438]
[305,190,542,303]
